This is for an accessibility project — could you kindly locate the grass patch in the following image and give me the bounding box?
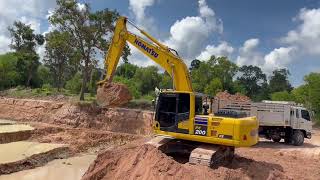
[124,99,154,110]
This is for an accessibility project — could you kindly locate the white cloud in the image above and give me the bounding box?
[236,38,296,74]
[236,38,264,67]
[76,3,86,12]
[127,0,223,66]
[196,41,234,60]
[128,0,156,32]
[282,8,320,55]
[0,35,11,54]
[0,0,56,55]
[263,47,296,72]
[164,0,223,61]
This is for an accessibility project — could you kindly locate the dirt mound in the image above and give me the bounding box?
[82,143,290,180]
[96,83,132,107]
[82,144,211,180]
[215,91,251,102]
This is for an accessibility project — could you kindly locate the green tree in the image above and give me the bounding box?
[159,72,172,89]
[190,56,238,93]
[49,0,130,100]
[271,91,293,101]
[65,72,82,94]
[133,66,161,95]
[8,21,44,87]
[291,85,308,104]
[36,65,53,86]
[237,65,268,100]
[0,53,19,90]
[269,69,293,93]
[115,63,138,79]
[44,30,79,90]
[204,78,223,96]
[304,73,320,120]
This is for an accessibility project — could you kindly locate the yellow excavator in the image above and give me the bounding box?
[98,16,258,167]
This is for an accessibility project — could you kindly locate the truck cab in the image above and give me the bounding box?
[290,107,312,139]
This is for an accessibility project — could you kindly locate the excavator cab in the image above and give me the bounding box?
[155,92,190,134]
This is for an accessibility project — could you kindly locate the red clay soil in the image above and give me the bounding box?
[82,129,320,180]
[215,91,251,102]
[82,143,293,180]
[29,122,143,154]
[96,83,132,107]
[0,97,154,135]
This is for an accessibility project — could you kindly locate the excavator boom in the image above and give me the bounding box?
[99,16,192,92]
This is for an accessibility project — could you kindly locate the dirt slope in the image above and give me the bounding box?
[0,97,153,135]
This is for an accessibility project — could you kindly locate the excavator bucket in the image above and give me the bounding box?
[96,82,132,107]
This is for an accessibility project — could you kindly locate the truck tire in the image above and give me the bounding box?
[272,137,281,143]
[292,130,304,146]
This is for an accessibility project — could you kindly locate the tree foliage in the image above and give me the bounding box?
[237,65,268,100]
[269,69,293,93]
[0,53,19,90]
[49,0,130,100]
[191,56,238,93]
[8,21,44,86]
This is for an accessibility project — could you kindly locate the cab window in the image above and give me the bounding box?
[296,109,300,118]
[301,110,311,121]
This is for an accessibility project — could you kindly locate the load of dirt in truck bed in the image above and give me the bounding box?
[215,91,251,102]
[96,83,132,107]
[82,143,290,180]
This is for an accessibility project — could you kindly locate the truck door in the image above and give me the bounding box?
[300,109,312,132]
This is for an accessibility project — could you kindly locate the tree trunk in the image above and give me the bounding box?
[80,61,89,101]
[80,71,87,101]
[26,69,33,87]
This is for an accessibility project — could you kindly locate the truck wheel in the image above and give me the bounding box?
[272,137,281,143]
[292,130,304,146]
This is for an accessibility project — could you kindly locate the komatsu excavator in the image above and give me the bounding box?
[98,16,259,167]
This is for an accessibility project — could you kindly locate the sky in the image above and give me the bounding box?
[0,0,320,86]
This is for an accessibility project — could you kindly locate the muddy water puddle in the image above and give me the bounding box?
[0,154,96,180]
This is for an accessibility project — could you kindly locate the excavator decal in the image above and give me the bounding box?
[134,39,159,58]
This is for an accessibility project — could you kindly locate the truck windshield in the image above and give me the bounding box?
[301,110,311,121]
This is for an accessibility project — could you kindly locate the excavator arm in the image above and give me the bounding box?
[98,16,193,92]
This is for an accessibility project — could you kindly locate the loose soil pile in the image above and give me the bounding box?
[96,83,132,107]
[82,143,293,180]
[215,91,251,102]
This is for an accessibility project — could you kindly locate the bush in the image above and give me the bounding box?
[65,73,82,94]
[113,76,141,99]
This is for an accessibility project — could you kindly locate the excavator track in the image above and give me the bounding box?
[147,136,235,167]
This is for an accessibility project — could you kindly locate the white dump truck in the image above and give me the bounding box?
[212,100,312,146]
